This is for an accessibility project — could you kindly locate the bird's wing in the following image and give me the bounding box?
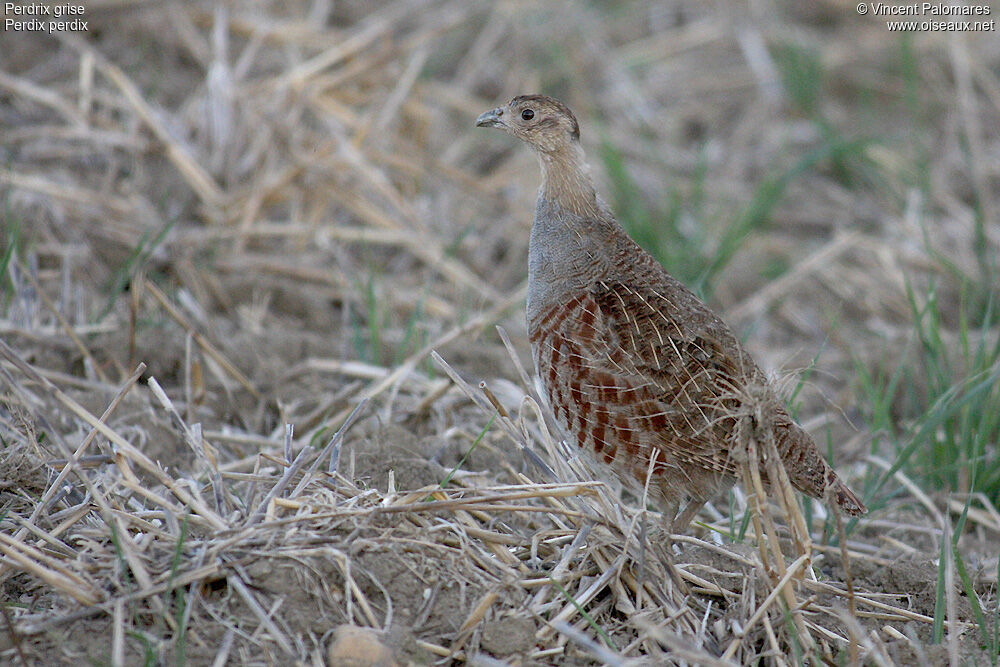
[576,278,766,476]
[533,262,863,512]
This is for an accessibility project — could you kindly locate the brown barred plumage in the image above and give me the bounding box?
[477,95,866,532]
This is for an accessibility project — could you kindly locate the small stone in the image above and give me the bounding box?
[326,625,399,667]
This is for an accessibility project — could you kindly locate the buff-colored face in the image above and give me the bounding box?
[475,95,580,152]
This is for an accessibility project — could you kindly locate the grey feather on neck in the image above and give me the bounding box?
[536,141,604,220]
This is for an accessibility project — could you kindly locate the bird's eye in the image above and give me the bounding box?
[521,109,534,120]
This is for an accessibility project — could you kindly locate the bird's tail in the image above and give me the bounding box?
[830,474,867,516]
[777,421,868,517]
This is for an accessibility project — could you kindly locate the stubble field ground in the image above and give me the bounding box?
[1,1,999,665]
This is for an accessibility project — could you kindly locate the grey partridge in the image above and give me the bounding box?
[476,95,866,532]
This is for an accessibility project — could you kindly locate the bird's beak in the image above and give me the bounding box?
[475,107,504,129]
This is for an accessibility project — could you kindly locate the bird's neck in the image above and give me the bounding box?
[536,143,602,220]
[528,143,619,324]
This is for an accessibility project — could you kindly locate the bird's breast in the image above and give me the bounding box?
[527,201,612,325]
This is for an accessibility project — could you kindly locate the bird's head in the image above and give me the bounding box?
[475,94,580,154]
